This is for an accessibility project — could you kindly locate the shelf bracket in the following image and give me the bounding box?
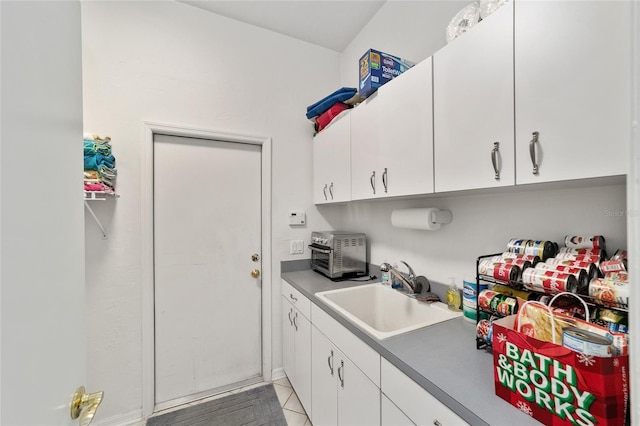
[84,200,108,239]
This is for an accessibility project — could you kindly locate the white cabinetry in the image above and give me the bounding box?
[381,357,468,426]
[514,1,630,184]
[281,280,312,416]
[311,304,381,426]
[351,58,434,200]
[313,113,351,204]
[382,394,415,426]
[433,2,514,192]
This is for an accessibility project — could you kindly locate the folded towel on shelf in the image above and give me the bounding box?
[84,183,104,192]
[84,153,116,170]
[84,139,112,157]
[306,87,357,119]
[84,133,111,144]
[84,170,100,180]
[315,102,350,133]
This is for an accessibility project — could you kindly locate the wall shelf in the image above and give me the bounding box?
[84,191,119,238]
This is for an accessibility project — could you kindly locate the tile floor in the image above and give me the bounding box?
[273,376,312,426]
[145,376,310,426]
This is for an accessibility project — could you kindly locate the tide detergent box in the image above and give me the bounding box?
[359,49,415,98]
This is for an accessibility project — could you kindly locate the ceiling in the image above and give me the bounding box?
[179,0,387,52]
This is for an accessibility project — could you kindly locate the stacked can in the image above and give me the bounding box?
[478,289,519,316]
[478,259,521,285]
[545,257,599,282]
[507,238,557,260]
[462,275,488,323]
[533,263,590,294]
[521,268,578,294]
[600,249,627,275]
[588,271,629,307]
[564,234,606,250]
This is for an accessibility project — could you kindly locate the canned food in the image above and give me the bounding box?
[521,268,578,294]
[489,256,532,271]
[478,289,519,315]
[588,277,629,307]
[534,263,589,294]
[476,319,492,344]
[545,258,599,280]
[557,247,605,258]
[491,284,532,301]
[564,235,606,249]
[611,249,628,261]
[554,253,601,264]
[604,271,628,283]
[507,239,531,255]
[562,327,613,357]
[478,259,521,285]
[500,252,541,265]
[600,259,627,274]
[524,240,557,260]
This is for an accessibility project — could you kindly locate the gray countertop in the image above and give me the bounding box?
[281,269,540,426]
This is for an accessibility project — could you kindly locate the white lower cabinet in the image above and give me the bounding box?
[381,357,468,426]
[311,325,381,426]
[382,394,415,426]
[281,280,312,417]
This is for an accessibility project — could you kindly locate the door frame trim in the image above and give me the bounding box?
[140,121,272,417]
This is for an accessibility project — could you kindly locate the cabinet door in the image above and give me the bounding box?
[382,394,415,426]
[338,354,381,426]
[433,1,515,192]
[351,93,381,200]
[313,113,352,204]
[378,57,434,197]
[514,1,630,184]
[293,310,312,416]
[281,297,295,386]
[311,326,338,426]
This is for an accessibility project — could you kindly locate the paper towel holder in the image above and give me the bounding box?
[390,208,453,230]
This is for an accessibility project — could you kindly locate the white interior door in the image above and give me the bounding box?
[1,1,88,425]
[153,134,262,407]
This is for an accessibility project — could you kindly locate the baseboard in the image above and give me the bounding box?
[271,367,286,381]
[94,410,143,426]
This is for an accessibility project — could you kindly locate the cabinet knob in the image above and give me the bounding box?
[382,168,388,193]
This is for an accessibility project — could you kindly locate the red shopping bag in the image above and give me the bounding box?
[492,312,629,425]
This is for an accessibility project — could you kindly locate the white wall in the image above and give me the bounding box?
[340,0,467,88]
[81,1,339,422]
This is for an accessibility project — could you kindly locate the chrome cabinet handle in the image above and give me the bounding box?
[382,168,388,193]
[529,131,540,175]
[370,171,376,194]
[327,350,334,376]
[323,184,328,200]
[287,308,293,326]
[329,182,334,200]
[433,421,442,426]
[491,142,500,180]
[293,312,298,331]
[289,293,297,302]
[337,360,344,388]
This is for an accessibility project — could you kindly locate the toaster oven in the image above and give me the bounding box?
[309,231,367,279]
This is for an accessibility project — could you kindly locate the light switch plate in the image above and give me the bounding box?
[290,240,304,255]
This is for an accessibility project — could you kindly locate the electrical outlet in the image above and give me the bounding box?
[290,240,304,255]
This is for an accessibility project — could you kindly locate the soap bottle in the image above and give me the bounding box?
[381,261,391,286]
[446,277,462,311]
[391,263,402,289]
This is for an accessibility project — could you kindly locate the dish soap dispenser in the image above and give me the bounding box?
[381,260,391,286]
[446,277,462,311]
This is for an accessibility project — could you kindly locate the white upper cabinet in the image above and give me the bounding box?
[351,57,434,200]
[350,92,382,200]
[434,1,515,192]
[313,113,352,204]
[377,57,434,197]
[514,0,630,184]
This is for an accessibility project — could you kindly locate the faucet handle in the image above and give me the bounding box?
[399,260,415,281]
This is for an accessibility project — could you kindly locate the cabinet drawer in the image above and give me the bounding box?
[381,357,468,426]
[282,279,311,320]
[312,303,380,387]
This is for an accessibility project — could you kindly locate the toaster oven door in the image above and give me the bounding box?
[308,243,335,277]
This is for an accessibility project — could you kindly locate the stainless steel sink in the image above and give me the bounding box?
[315,283,461,340]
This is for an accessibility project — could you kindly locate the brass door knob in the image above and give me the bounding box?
[251,269,260,278]
[71,386,103,426]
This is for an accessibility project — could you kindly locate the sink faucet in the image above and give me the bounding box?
[380,261,423,294]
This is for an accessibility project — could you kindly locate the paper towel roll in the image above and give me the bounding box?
[390,208,452,230]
